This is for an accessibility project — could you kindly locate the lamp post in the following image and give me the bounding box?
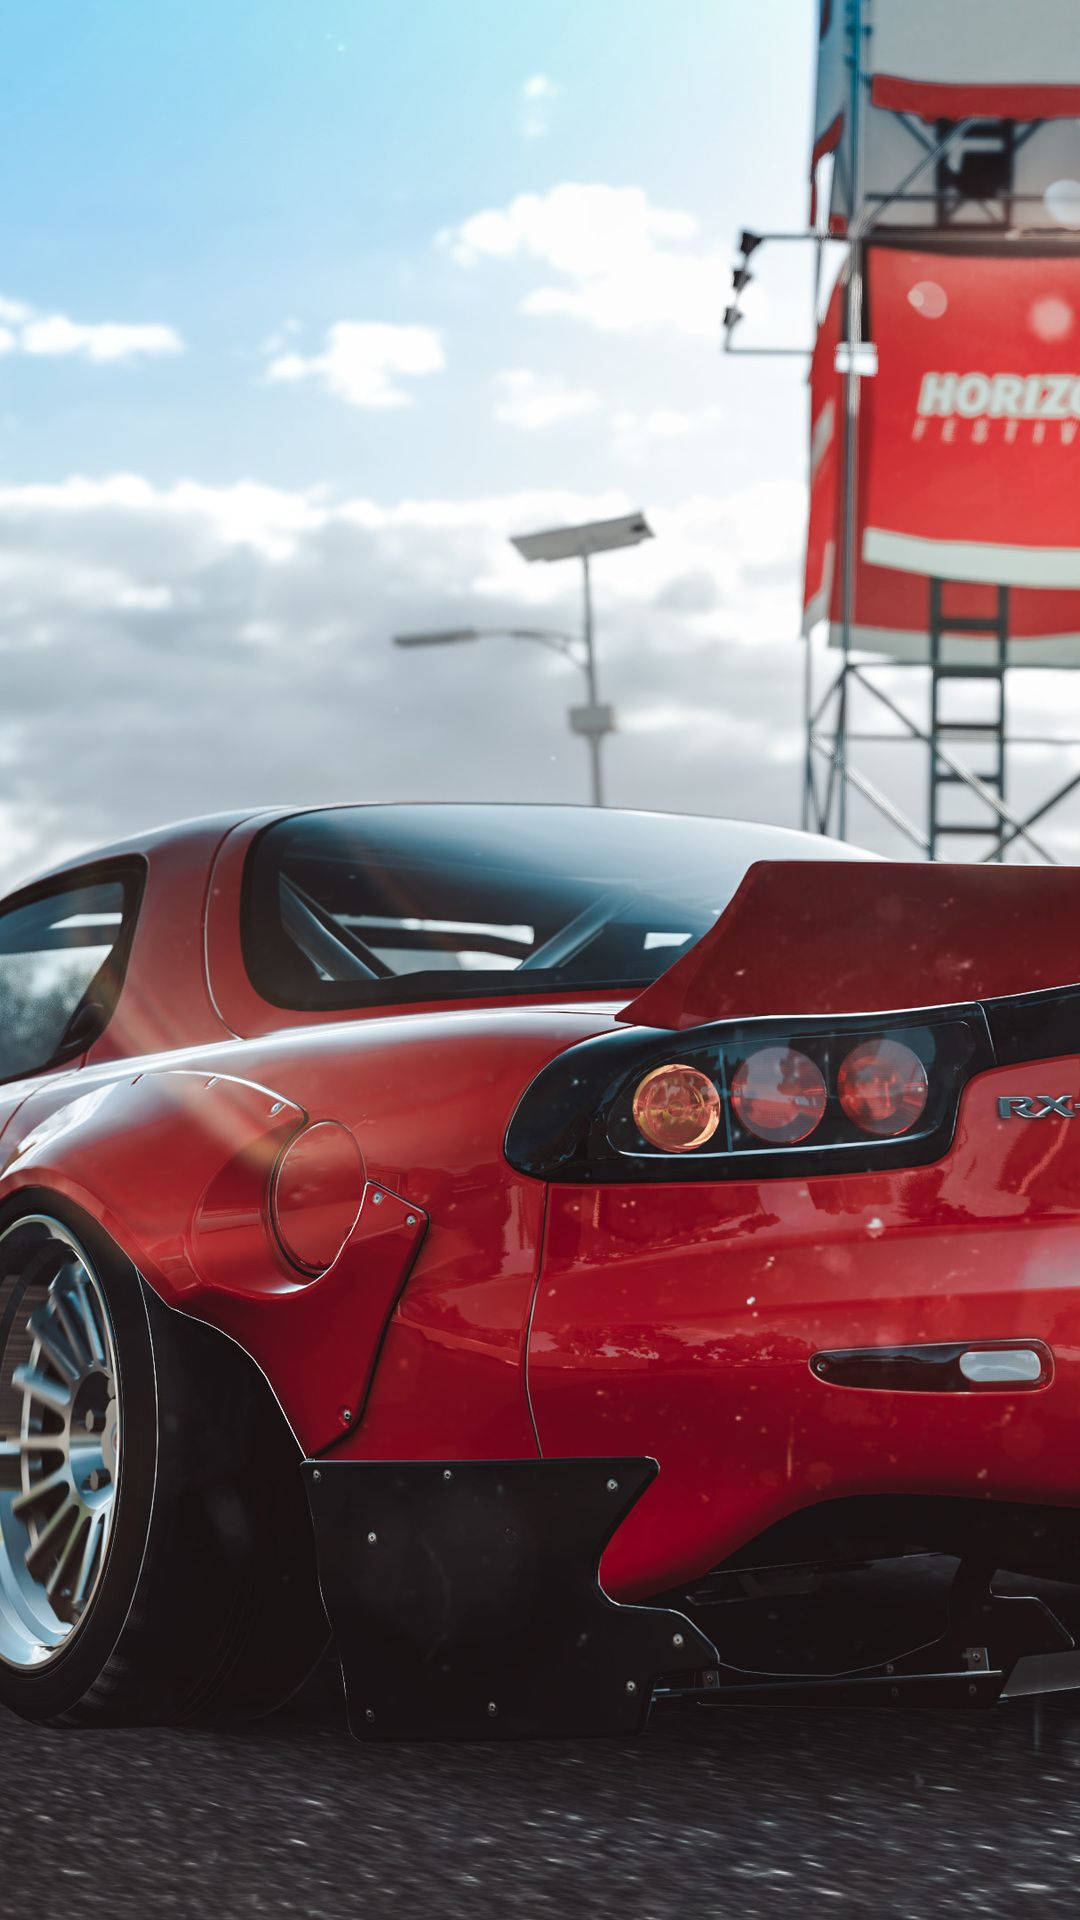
[393,512,653,808]
[510,512,653,808]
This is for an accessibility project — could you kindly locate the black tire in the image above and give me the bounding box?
[0,1199,330,1727]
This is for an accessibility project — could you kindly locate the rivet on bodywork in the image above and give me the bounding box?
[487,1701,498,1716]
[366,1531,377,1544]
[339,1407,352,1428]
[269,1101,285,1116]
[606,1478,618,1492]
[406,1215,417,1227]
[672,1633,684,1649]
[371,1191,383,1206]
[625,1680,637,1695]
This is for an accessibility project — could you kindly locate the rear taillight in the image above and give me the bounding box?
[730,1047,827,1144]
[503,1009,987,1184]
[838,1037,929,1137]
[632,1064,722,1152]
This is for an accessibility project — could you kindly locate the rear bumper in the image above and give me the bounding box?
[302,1457,1080,1741]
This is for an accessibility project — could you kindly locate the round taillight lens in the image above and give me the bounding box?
[838,1038,929,1137]
[632,1064,722,1153]
[731,1047,827,1145]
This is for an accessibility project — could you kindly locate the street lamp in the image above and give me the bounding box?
[393,512,653,807]
[510,512,653,808]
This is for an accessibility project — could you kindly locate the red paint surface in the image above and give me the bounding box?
[872,75,1080,120]
[529,1053,1080,1598]
[2,809,1080,1603]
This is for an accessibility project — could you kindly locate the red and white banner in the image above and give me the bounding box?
[870,0,1080,122]
[810,0,847,231]
[803,247,1080,662]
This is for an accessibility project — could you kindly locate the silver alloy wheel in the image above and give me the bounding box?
[0,1216,122,1669]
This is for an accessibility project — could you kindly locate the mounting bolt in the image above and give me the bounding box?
[270,1101,285,1116]
[890,1686,900,1700]
[312,1469,321,1484]
[406,1215,417,1227]
[442,1469,453,1482]
[365,1709,375,1723]
[969,1683,978,1697]
[487,1701,498,1717]
[366,1531,377,1545]
[372,1191,383,1206]
[606,1478,618,1493]
[625,1680,637,1695]
[339,1407,353,1428]
[885,1663,894,1675]
[672,1633,684,1649]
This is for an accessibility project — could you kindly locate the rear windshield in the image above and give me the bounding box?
[242,805,870,1010]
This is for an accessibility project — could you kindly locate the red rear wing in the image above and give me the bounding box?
[621,861,1080,1031]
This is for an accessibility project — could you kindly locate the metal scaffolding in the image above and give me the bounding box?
[727,1,1080,863]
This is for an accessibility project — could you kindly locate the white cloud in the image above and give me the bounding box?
[21,314,184,363]
[0,295,184,363]
[614,403,725,443]
[265,321,445,409]
[493,369,599,431]
[520,72,559,140]
[439,183,725,339]
[0,472,817,894]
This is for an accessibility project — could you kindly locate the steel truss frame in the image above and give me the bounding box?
[728,0,1080,863]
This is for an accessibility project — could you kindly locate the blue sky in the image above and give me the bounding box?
[21,2,1040,890]
[2,0,813,493]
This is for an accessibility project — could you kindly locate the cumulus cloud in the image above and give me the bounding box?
[0,472,814,894]
[0,294,183,363]
[614,403,725,445]
[439,183,726,338]
[492,368,599,431]
[265,321,445,409]
[519,73,559,140]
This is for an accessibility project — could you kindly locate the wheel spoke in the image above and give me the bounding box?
[51,1287,92,1375]
[45,1512,89,1600]
[24,1493,81,1571]
[69,1271,106,1368]
[70,1510,106,1611]
[11,1468,68,1519]
[26,1306,81,1385]
[12,1365,72,1415]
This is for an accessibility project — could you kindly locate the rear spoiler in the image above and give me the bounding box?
[620,860,1080,1031]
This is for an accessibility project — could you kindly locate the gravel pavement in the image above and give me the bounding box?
[2,1668,1080,1918]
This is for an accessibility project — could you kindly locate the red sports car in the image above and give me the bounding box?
[1,802,1079,1739]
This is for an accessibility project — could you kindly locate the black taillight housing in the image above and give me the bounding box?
[504,1006,992,1184]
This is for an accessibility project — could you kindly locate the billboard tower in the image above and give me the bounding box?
[729,1,1080,861]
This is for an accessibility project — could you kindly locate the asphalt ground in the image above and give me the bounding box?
[2,1666,1080,1918]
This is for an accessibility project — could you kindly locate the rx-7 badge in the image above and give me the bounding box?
[998,1095,1080,1120]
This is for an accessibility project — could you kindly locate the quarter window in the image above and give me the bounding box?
[0,876,135,1081]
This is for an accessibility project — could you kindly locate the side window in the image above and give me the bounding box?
[0,876,134,1081]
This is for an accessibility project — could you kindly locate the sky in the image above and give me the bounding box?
[3,1,1075,894]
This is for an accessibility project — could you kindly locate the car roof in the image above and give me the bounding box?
[18,802,874,895]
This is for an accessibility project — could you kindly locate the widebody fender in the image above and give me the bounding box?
[0,1067,426,1454]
